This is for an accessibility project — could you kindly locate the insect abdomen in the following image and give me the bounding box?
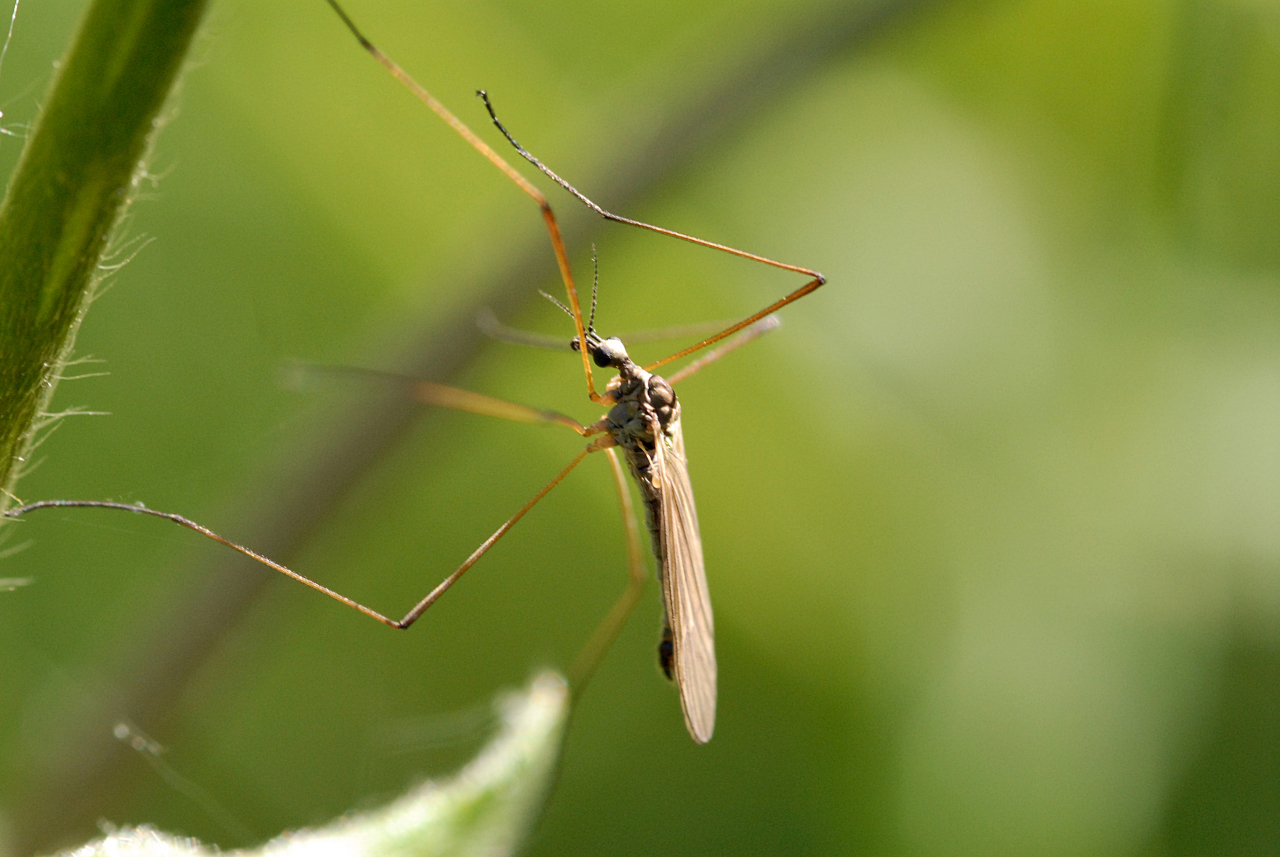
[658,626,675,680]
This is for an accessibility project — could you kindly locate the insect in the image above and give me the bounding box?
[4,0,824,743]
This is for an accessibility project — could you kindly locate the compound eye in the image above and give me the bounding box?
[592,337,629,367]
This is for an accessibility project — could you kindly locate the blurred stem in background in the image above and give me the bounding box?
[1161,0,1280,268]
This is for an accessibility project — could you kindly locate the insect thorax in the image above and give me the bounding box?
[604,360,680,555]
[604,364,678,458]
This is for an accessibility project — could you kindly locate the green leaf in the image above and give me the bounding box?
[47,672,570,857]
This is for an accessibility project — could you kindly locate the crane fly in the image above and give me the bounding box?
[3,0,824,744]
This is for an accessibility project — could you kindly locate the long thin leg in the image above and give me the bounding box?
[643,281,817,373]
[4,447,593,629]
[396,447,592,627]
[567,447,647,697]
[325,0,826,398]
[666,315,780,386]
[321,0,600,403]
[477,93,825,369]
[477,91,824,282]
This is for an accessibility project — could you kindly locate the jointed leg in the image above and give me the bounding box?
[644,281,818,372]
[666,315,780,386]
[477,91,825,283]
[322,0,599,401]
[476,93,825,370]
[4,447,594,629]
[395,447,592,627]
[325,0,825,397]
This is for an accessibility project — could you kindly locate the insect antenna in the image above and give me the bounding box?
[540,246,598,337]
[539,289,574,320]
[587,244,599,336]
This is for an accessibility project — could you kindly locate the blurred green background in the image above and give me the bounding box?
[2,0,1279,854]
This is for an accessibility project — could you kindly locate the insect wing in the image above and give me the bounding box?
[657,419,716,743]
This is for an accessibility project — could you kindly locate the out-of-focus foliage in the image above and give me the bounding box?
[1,0,1278,855]
[49,673,569,857]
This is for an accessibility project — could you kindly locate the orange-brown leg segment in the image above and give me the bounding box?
[5,447,594,629]
[645,280,819,372]
[321,0,600,402]
[395,447,592,627]
[325,0,826,397]
[475,92,825,371]
[666,315,781,386]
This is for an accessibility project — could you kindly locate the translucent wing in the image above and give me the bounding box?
[657,418,716,743]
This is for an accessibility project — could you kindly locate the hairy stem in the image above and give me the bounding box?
[0,0,208,502]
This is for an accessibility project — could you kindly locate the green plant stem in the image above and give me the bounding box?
[0,0,209,502]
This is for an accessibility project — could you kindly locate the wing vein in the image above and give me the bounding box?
[658,419,716,743]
